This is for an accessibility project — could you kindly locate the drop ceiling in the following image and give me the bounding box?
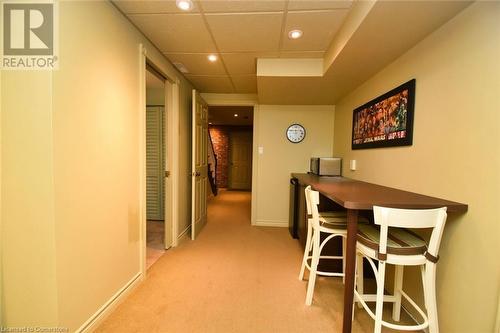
[113,0,351,94]
[114,0,472,104]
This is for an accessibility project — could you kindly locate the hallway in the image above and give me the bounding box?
[96,190,412,332]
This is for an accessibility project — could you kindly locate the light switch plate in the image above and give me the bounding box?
[350,160,357,171]
[258,147,264,155]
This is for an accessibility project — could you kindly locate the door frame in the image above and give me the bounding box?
[139,45,180,276]
[200,94,259,226]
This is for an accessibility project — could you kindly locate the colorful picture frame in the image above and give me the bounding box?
[352,79,416,150]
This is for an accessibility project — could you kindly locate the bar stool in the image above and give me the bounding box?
[354,206,447,333]
[299,186,367,306]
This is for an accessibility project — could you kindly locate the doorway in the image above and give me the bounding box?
[207,105,254,220]
[145,65,166,269]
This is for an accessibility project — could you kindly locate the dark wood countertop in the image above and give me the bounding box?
[291,173,468,213]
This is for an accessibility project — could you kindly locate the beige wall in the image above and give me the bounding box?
[1,1,193,331]
[333,2,500,331]
[254,105,334,226]
[1,72,59,326]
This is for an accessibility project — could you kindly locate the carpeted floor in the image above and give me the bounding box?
[146,220,165,269]
[96,190,417,333]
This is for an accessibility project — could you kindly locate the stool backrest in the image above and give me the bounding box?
[373,206,448,260]
[304,186,321,227]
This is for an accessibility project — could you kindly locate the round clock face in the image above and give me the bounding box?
[286,124,306,143]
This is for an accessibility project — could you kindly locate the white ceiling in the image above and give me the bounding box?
[114,0,351,93]
[114,0,472,103]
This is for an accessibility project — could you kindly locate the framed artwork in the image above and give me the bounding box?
[352,79,415,150]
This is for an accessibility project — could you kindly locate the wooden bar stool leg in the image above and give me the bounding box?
[392,265,404,321]
[425,262,439,333]
[374,261,386,333]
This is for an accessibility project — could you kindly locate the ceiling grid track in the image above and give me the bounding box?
[196,0,237,93]
[277,0,290,58]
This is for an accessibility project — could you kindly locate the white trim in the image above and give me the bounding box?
[75,272,142,333]
[254,220,288,228]
[163,81,172,249]
[0,59,3,322]
[142,47,180,250]
[250,105,259,226]
[170,80,180,247]
[177,225,191,245]
[138,44,147,277]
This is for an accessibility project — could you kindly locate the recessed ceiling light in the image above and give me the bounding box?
[288,29,303,40]
[234,114,238,117]
[176,0,193,11]
[208,54,218,62]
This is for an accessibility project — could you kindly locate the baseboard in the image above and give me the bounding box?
[177,225,191,244]
[254,220,288,227]
[75,271,142,333]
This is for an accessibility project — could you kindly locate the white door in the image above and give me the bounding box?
[191,90,208,240]
[229,131,253,190]
[146,106,164,220]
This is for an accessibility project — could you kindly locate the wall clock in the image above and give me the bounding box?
[286,124,306,143]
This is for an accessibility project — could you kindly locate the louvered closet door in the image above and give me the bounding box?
[146,106,164,220]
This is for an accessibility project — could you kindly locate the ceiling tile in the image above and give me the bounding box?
[185,75,234,93]
[221,52,279,75]
[206,13,283,52]
[129,14,216,53]
[200,0,285,13]
[282,10,348,51]
[165,53,227,75]
[113,0,200,14]
[279,51,325,58]
[231,75,257,93]
[288,0,352,11]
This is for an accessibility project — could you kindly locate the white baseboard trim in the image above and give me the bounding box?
[254,220,288,228]
[177,225,191,244]
[76,271,142,333]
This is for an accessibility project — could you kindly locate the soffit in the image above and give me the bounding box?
[113,0,352,94]
[257,0,473,104]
